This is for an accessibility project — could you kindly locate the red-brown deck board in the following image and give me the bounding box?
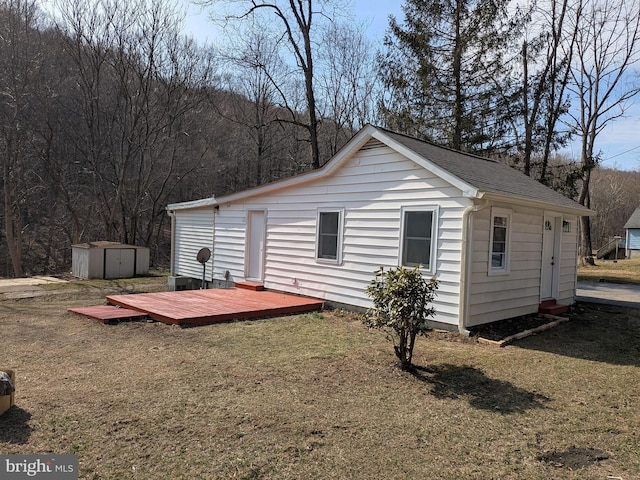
[67,305,149,324]
[105,288,323,326]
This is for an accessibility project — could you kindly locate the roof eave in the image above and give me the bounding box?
[482,192,595,216]
[167,197,217,212]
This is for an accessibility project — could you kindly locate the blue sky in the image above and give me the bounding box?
[183,1,640,171]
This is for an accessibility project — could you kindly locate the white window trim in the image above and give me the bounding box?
[488,207,512,275]
[399,205,439,275]
[315,208,344,265]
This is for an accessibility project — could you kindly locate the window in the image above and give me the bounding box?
[400,207,437,271]
[489,208,511,273]
[316,209,343,263]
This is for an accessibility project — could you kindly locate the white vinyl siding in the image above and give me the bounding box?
[467,208,579,326]
[213,204,250,282]
[210,144,470,327]
[467,205,543,326]
[558,216,578,305]
[174,207,214,280]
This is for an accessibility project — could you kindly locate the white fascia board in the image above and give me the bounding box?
[370,130,481,199]
[482,193,595,217]
[166,197,217,212]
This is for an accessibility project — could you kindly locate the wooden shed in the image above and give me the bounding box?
[167,125,593,332]
[72,241,150,280]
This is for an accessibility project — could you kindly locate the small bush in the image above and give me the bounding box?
[365,265,438,371]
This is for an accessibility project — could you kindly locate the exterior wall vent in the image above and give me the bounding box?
[360,139,385,151]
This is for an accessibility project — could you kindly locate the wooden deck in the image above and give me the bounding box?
[101,288,324,326]
[67,305,149,324]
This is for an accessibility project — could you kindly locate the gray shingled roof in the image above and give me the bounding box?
[624,207,640,229]
[381,128,590,213]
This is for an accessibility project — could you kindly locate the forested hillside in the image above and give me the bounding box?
[1,0,638,277]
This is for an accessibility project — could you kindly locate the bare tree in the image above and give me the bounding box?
[566,0,640,264]
[317,20,378,155]
[54,0,216,246]
[0,0,44,276]
[217,29,289,186]
[510,0,579,181]
[200,0,347,169]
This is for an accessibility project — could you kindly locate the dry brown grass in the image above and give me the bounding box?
[1,280,639,479]
[578,257,640,284]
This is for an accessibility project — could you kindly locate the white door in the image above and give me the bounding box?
[541,216,559,299]
[246,210,266,281]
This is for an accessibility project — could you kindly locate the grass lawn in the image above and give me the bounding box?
[1,278,639,479]
[578,257,640,284]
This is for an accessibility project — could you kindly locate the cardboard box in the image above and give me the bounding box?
[0,368,15,416]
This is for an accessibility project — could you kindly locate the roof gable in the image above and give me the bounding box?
[168,125,592,216]
[624,207,640,229]
[376,128,590,214]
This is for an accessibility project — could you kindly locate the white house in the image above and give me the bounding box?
[167,125,593,332]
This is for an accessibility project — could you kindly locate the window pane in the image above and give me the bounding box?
[319,212,339,235]
[493,226,506,242]
[402,211,433,268]
[494,216,507,227]
[490,214,508,270]
[318,235,337,258]
[405,212,433,238]
[405,238,431,265]
[318,212,339,260]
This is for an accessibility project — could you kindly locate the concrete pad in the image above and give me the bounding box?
[577,281,640,309]
[0,276,67,293]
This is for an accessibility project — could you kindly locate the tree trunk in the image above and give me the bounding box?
[3,149,24,277]
[452,0,464,151]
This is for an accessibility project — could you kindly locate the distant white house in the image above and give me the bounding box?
[624,207,640,258]
[167,125,593,332]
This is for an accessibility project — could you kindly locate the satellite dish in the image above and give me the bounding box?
[197,247,211,290]
[197,247,211,264]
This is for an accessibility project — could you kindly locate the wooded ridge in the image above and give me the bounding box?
[1,0,638,277]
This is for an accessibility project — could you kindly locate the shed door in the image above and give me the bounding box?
[541,216,560,299]
[246,210,266,281]
[105,248,135,279]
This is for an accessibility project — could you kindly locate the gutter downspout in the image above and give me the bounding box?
[458,199,489,335]
[167,209,176,276]
[211,204,217,283]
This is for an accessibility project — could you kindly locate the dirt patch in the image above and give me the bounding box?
[469,313,565,342]
[538,446,610,469]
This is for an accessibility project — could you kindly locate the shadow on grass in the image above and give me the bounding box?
[412,364,550,414]
[0,407,32,444]
[514,304,640,367]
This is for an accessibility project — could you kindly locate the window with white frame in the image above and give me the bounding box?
[400,207,437,271]
[489,208,511,273]
[316,209,343,263]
